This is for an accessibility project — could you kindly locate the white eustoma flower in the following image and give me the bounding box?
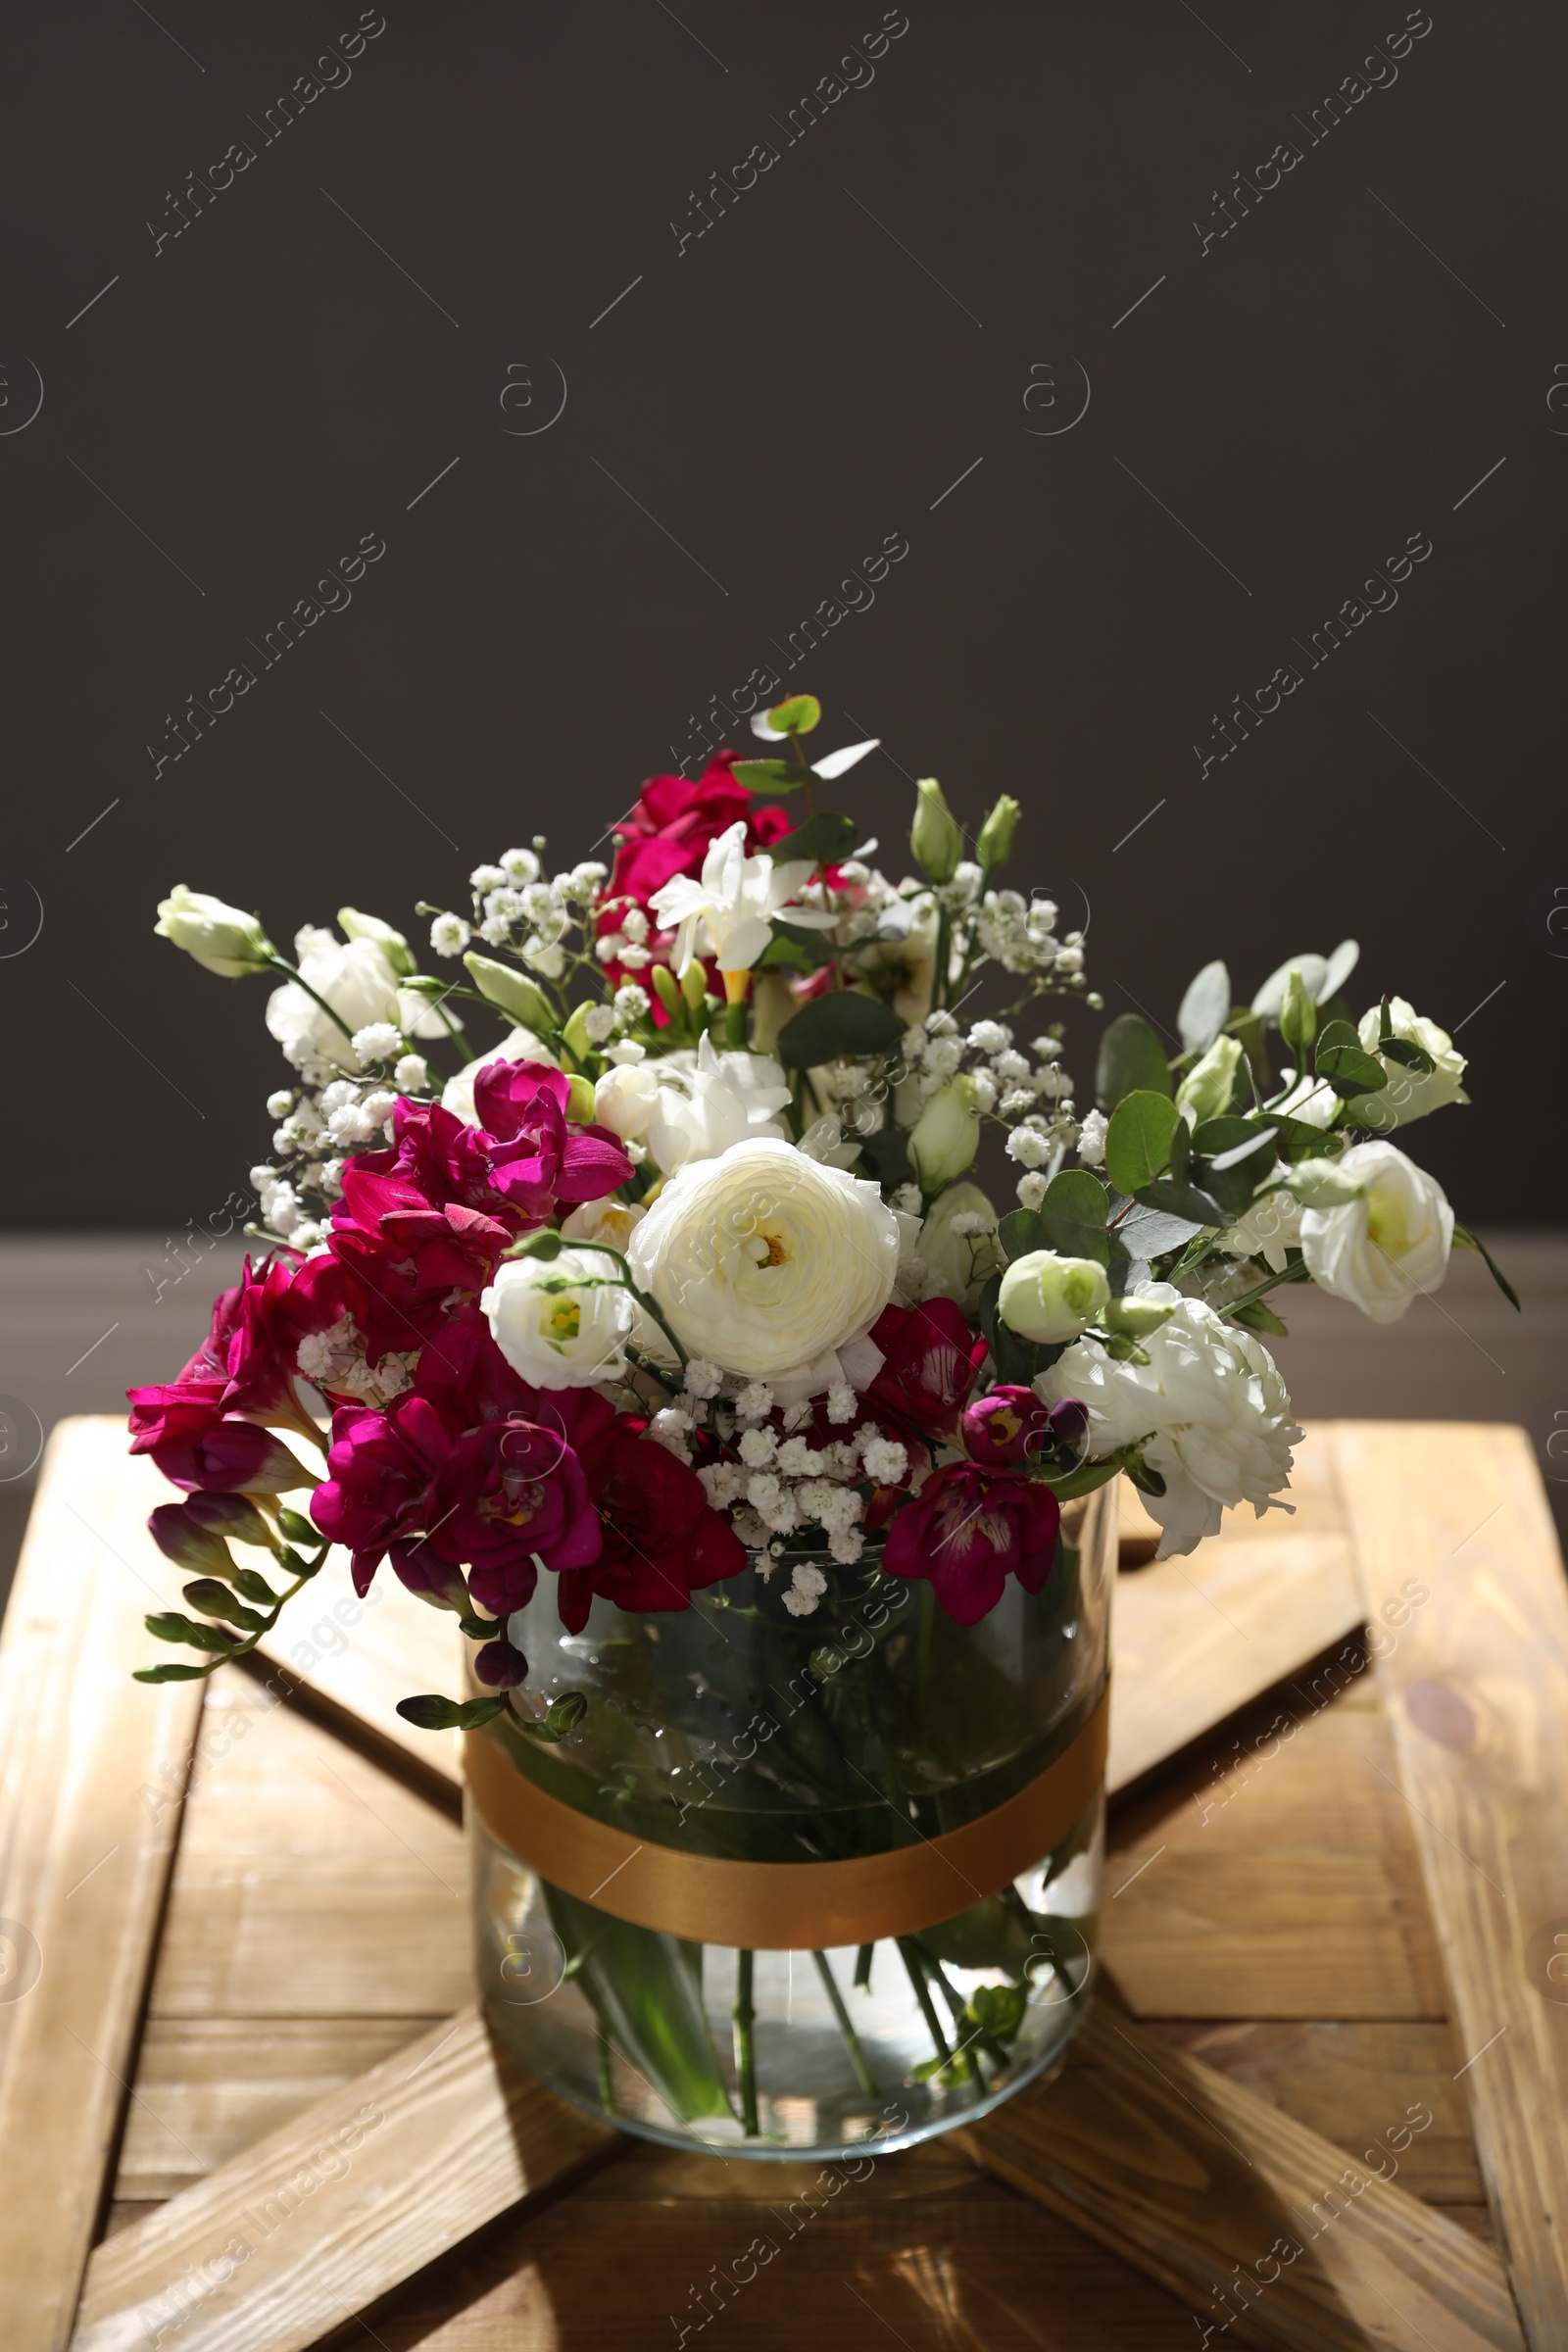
[156,886,273,977]
[482,1249,638,1387]
[1298,1141,1453,1323]
[627,1137,901,1402]
[1353,998,1469,1131]
[644,1037,792,1174]
[648,820,833,976]
[266,926,446,1076]
[441,1025,559,1125]
[1035,1283,1302,1558]
[1217,1184,1303,1273]
[559,1195,647,1251]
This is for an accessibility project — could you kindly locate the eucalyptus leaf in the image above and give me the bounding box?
[756,921,835,972]
[1096,1014,1171,1108]
[775,992,903,1070]
[1114,1202,1206,1258]
[1321,938,1360,1001]
[997,1209,1047,1262]
[1178,959,1231,1055]
[1380,1038,1435,1073]
[1134,1177,1229,1227]
[1103,1091,1182,1195]
[1314,1020,1386,1097]
[765,812,859,865]
[732,760,805,794]
[1251,952,1328,1020]
[765,693,822,735]
[1038,1170,1110,1265]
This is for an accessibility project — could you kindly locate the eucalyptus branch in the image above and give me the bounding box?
[1219,1258,1311,1322]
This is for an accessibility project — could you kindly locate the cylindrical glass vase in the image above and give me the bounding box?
[467,1484,1114,2160]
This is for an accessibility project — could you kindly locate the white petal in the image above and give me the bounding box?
[810,737,880,780]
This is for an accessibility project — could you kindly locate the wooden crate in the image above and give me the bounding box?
[3,1416,1565,2350]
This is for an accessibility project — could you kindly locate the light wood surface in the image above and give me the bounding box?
[1108,1434,1367,1793]
[1332,1422,1568,2352]
[6,1415,1555,2345]
[73,2011,616,2352]
[0,1421,208,2351]
[964,2002,1524,2351]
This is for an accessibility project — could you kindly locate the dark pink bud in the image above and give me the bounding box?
[1048,1397,1090,1451]
[152,1420,317,1494]
[961,1386,1053,1467]
[183,1492,274,1548]
[149,1502,237,1579]
[474,1632,528,1689]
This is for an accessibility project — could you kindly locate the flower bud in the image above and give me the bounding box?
[961,1385,1052,1466]
[463,952,555,1032]
[1175,1033,1243,1127]
[148,1502,239,1579]
[474,1631,529,1689]
[1103,1294,1177,1339]
[564,1073,598,1124]
[339,907,416,977]
[907,1075,980,1193]
[975,794,1020,874]
[152,1421,318,1494]
[183,1492,276,1549]
[1279,966,1316,1061]
[155,886,273,978]
[910,778,963,885]
[998,1250,1109,1344]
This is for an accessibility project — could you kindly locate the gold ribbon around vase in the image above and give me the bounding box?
[464,1679,1109,1950]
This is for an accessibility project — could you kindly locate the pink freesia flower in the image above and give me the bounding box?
[425,1412,606,1618]
[865,1298,987,1445]
[310,1392,463,1595]
[128,1250,324,1455]
[328,1164,514,1340]
[149,1418,317,1496]
[883,1462,1061,1626]
[556,1415,746,1634]
[961,1388,1088,1468]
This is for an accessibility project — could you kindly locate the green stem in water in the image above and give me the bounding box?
[897,1936,952,2071]
[854,1943,875,1991]
[733,1950,760,2135]
[811,1950,878,2097]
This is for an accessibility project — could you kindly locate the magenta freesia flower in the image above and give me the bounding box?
[310,1391,462,1596]
[426,1413,605,1618]
[884,1461,1061,1626]
[149,1418,317,1496]
[961,1387,1088,1468]
[865,1298,987,1444]
[128,1250,324,1455]
[328,1164,514,1339]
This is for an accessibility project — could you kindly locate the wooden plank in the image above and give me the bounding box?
[72,2010,617,2352]
[0,1419,209,2351]
[144,1666,469,2021]
[1103,1684,1448,2019]
[963,2003,1525,2351]
[1331,1421,1568,2352]
[1109,1428,1366,1793]
[252,1542,465,1793]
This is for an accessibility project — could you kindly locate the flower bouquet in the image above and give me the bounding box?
[131,693,1510,2158]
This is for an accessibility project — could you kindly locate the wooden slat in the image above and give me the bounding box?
[72,2010,616,2352]
[1103,1681,1448,2019]
[1109,1429,1366,1792]
[1332,1421,1568,2352]
[252,1542,465,1791]
[0,1419,208,2350]
[963,2003,1525,2351]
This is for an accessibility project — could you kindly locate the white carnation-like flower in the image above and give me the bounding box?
[482,1249,638,1387]
[1298,1141,1453,1323]
[626,1137,900,1401]
[1035,1283,1302,1558]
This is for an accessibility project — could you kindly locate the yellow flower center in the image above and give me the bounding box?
[545,1298,581,1346]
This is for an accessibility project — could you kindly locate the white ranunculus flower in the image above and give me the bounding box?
[1035,1283,1302,1558]
[267,926,448,1076]
[482,1249,638,1387]
[1352,998,1469,1131]
[156,885,273,977]
[442,1025,559,1125]
[649,820,835,976]
[626,1137,901,1401]
[643,1037,791,1175]
[1298,1140,1453,1323]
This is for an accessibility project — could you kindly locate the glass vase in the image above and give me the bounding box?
[467,1484,1114,2160]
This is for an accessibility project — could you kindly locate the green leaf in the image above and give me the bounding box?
[1096,1014,1171,1109]
[854,1122,912,1190]
[1270,1112,1344,1164]
[1178,959,1231,1055]
[764,694,821,736]
[756,920,835,972]
[459,1696,507,1729]
[964,1982,1028,2042]
[1166,1117,1191,1184]
[1114,1201,1206,1260]
[396,1694,465,1730]
[544,1884,735,2124]
[997,1209,1047,1262]
[775,992,904,1070]
[145,1611,238,1655]
[181,1580,267,1633]
[1314,1020,1387,1097]
[133,1661,212,1682]
[732,760,805,794]
[1192,1115,1272,1162]
[1380,1037,1435,1073]
[1232,1298,1291,1336]
[1453,1225,1521,1311]
[1124,1451,1167,1497]
[1134,1177,1229,1227]
[1103,1091,1182,1194]
[765,812,858,866]
[1037,1169,1111,1266]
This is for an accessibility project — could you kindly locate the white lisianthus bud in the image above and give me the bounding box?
[998,1250,1110,1344]
[917,1181,1002,1307]
[907,1074,981,1193]
[482,1249,638,1386]
[338,907,416,977]
[155,886,273,978]
[1175,1034,1242,1128]
[1298,1141,1453,1324]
